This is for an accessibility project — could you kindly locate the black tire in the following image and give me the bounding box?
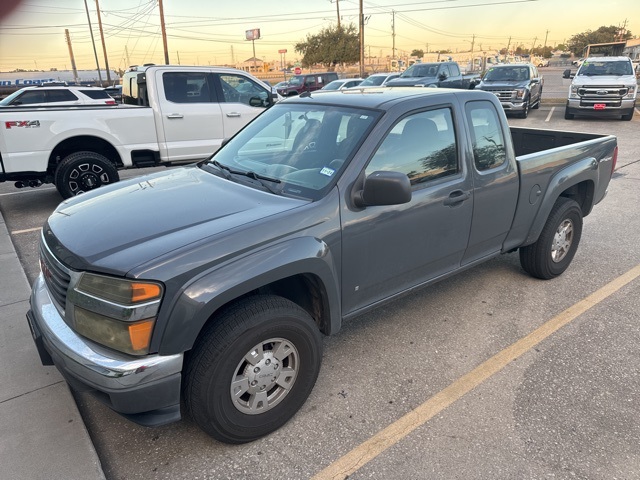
[184,295,323,443]
[621,109,634,121]
[54,151,119,198]
[564,108,575,120]
[519,197,583,280]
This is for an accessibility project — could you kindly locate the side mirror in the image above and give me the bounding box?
[438,73,447,81]
[353,171,412,207]
[531,78,540,84]
[249,96,266,107]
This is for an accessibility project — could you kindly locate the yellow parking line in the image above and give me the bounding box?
[312,264,640,480]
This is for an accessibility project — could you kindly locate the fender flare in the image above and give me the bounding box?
[155,236,341,355]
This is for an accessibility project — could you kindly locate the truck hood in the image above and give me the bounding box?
[478,80,529,89]
[46,165,307,275]
[572,74,637,86]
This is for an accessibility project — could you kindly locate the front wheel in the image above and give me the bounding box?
[564,108,575,120]
[621,108,634,121]
[54,151,119,198]
[519,197,583,280]
[519,98,530,118]
[184,295,323,443]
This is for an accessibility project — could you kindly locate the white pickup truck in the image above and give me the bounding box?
[0,65,275,197]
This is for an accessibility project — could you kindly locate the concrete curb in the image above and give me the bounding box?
[0,213,105,480]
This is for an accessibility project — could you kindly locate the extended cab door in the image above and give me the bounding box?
[154,69,224,162]
[341,105,474,314]
[460,99,519,265]
[439,64,463,88]
[212,72,272,139]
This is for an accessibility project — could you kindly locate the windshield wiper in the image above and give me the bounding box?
[207,160,282,194]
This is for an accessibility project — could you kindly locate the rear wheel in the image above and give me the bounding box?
[519,197,583,279]
[184,295,323,443]
[54,151,119,198]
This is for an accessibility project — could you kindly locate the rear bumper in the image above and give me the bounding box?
[27,274,184,427]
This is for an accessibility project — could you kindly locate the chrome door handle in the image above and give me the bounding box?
[226,112,241,118]
[443,190,471,206]
[166,114,184,119]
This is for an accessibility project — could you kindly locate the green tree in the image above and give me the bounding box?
[294,24,360,71]
[567,25,633,56]
[411,49,424,58]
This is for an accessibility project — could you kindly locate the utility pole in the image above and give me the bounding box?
[359,0,364,77]
[176,51,181,65]
[94,0,111,84]
[543,30,549,50]
[125,45,131,67]
[530,36,538,53]
[470,34,475,56]
[65,29,79,83]
[334,0,340,29]
[505,36,511,61]
[392,10,396,67]
[158,0,170,64]
[83,0,102,85]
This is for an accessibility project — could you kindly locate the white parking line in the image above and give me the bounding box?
[11,227,42,235]
[545,107,555,122]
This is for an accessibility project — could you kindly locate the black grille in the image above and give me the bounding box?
[39,240,71,310]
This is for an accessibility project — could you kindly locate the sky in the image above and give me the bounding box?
[0,0,637,73]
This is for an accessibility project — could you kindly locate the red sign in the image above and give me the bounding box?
[594,104,606,110]
[294,67,302,75]
[278,49,287,54]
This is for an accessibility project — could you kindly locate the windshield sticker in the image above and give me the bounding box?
[320,167,335,177]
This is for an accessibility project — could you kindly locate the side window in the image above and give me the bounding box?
[450,63,461,76]
[163,72,211,103]
[218,74,268,107]
[46,90,79,102]
[365,108,458,186]
[305,76,317,88]
[14,91,46,105]
[465,101,507,171]
[78,89,110,100]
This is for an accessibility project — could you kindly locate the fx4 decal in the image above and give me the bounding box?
[5,120,41,129]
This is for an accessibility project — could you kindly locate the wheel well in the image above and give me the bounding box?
[559,180,594,216]
[48,136,123,174]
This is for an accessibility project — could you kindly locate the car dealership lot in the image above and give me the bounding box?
[1,104,640,479]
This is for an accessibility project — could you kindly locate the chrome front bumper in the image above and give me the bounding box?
[28,274,184,426]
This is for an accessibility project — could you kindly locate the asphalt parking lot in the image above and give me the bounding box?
[1,78,640,479]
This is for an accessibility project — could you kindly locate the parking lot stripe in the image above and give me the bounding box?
[312,264,640,480]
[11,227,42,235]
[545,107,555,122]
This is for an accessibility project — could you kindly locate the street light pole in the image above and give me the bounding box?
[359,0,364,77]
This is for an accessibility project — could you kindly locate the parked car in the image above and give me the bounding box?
[385,61,479,89]
[565,56,637,121]
[320,78,363,91]
[276,72,338,96]
[475,63,543,118]
[0,84,116,107]
[28,87,616,444]
[356,72,401,88]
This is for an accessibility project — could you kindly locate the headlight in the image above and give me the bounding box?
[569,84,579,98]
[68,273,163,355]
[626,85,636,98]
[515,88,526,99]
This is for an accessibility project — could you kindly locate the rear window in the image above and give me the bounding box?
[79,89,112,99]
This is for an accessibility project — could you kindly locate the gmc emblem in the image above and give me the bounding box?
[5,120,41,129]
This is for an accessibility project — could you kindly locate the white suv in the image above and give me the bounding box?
[0,84,116,107]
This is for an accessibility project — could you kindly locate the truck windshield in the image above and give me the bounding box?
[400,64,438,78]
[203,103,380,200]
[483,67,529,81]
[577,60,633,76]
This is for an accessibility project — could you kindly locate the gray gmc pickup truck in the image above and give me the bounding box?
[27,88,617,444]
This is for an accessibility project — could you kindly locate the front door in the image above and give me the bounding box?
[341,106,474,314]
